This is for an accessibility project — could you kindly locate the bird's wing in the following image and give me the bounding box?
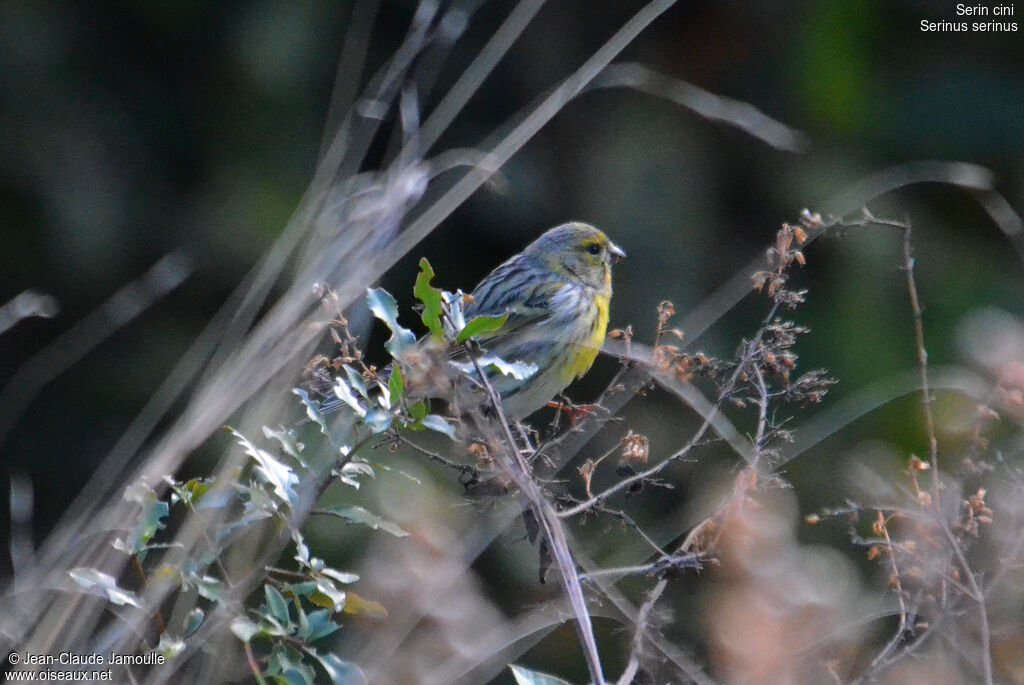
[453,273,569,363]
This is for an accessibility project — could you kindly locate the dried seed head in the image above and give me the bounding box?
[620,430,650,467]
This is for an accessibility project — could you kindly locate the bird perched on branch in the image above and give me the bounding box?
[312,222,625,423]
[455,221,625,420]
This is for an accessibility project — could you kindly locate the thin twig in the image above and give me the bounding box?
[465,348,607,685]
[899,217,993,685]
[615,577,669,685]
[863,512,909,675]
[938,518,994,685]
[559,304,780,518]
[750,364,771,467]
[130,555,167,636]
[243,640,268,685]
[899,220,941,496]
[392,431,480,478]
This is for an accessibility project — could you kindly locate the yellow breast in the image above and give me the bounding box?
[564,292,610,382]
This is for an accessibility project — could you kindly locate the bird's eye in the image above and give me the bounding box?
[585,243,602,256]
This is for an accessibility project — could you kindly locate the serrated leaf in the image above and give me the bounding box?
[388,364,404,404]
[264,584,291,625]
[307,650,368,685]
[332,378,366,418]
[292,387,329,435]
[367,288,415,357]
[509,665,575,685]
[343,365,368,399]
[316,506,408,537]
[263,425,307,467]
[229,428,299,507]
[420,414,456,439]
[117,482,169,555]
[457,312,508,343]
[293,529,310,566]
[168,476,214,509]
[69,568,141,607]
[413,258,445,341]
[267,644,315,685]
[333,458,375,490]
[342,591,387,618]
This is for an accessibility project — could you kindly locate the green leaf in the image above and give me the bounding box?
[283,581,318,598]
[343,365,368,399]
[307,650,368,685]
[319,567,360,585]
[364,408,393,434]
[408,401,428,421]
[117,481,169,555]
[334,459,375,490]
[366,288,415,357]
[315,505,409,537]
[420,414,456,439]
[157,633,186,660]
[194,575,224,602]
[451,356,537,381]
[183,608,204,637]
[169,477,214,509]
[342,591,387,619]
[509,665,576,685]
[229,427,299,507]
[312,577,346,611]
[306,590,333,610]
[230,617,260,643]
[263,426,307,468]
[331,378,366,418]
[292,387,329,436]
[267,644,314,685]
[264,584,291,625]
[457,313,508,343]
[69,568,141,607]
[413,258,445,341]
[299,609,340,641]
[388,364,404,404]
[293,529,310,566]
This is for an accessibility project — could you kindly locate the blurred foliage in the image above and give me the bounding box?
[1,1,1023,682]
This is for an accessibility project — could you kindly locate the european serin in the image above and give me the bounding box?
[455,222,625,420]
[316,222,624,422]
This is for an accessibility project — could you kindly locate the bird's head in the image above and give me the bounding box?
[526,222,625,291]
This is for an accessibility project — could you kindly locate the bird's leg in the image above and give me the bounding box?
[546,399,601,426]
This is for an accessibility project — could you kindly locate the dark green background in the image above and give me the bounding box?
[1,0,1022,678]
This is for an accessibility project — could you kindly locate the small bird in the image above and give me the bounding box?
[454,221,625,420]
[314,222,625,423]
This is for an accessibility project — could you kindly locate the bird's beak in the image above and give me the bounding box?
[609,242,626,265]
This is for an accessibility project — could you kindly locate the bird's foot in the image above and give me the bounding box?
[546,400,601,426]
